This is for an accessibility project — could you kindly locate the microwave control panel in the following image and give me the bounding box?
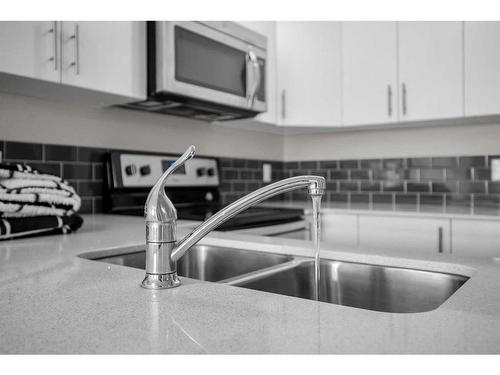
[113,152,219,188]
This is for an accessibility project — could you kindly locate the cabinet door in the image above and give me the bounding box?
[60,21,146,100]
[358,215,450,253]
[464,22,500,116]
[237,22,277,125]
[342,22,398,126]
[321,213,358,248]
[398,22,463,121]
[452,219,500,258]
[0,21,60,82]
[276,21,342,126]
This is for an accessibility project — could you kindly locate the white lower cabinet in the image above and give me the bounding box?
[451,219,500,258]
[315,212,500,258]
[358,215,451,254]
[320,213,358,248]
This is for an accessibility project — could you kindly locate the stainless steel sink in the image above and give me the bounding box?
[232,259,468,313]
[85,245,468,313]
[88,244,293,282]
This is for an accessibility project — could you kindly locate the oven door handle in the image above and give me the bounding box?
[246,49,261,107]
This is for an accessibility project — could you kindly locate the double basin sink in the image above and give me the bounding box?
[84,245,468,313]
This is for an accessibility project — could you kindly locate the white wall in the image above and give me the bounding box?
[2,92,500,162]
[0,92,284,160]
[284,121,500,161]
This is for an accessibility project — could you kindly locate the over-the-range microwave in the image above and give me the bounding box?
[123,21,267,122]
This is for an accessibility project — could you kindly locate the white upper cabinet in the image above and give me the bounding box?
[237,21,277,125]
[276,21,342,127]
[342,22,398,126]
[0,21,60,83]
[464,22,500,116]
[398,22,464,122]
[60,22,146,99]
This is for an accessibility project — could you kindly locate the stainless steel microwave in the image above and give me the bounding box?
[124,21,267,122]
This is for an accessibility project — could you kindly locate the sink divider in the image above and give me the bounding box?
[221,257,312,286]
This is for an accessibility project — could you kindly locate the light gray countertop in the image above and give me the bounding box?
[263,201,500,221]
[1,214,500,354]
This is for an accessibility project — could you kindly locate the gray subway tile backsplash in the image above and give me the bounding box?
[2,139,500,216]
[459,156,487,168]
[372,193,393,210]
[45,144,78,162]
[406,157,431,168]
[339,159,359,169]
[445,194,471,214]
[489,181,500,194]
[474,168,491,181]
[420,194,444,213]
[5,141,43,160]
[474,195,500,215]
[282,155,500,216]
[432,156,458,168]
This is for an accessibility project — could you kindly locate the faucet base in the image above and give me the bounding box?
[141,272,181,289]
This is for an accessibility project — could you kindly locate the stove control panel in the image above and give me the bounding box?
[112,152,219,188]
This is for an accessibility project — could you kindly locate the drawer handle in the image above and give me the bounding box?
[438,226,443,253]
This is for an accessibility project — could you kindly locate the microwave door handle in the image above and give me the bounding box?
[253,56,261,103]
[246,50,260,107]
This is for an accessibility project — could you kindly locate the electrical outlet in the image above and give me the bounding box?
[492,159,500,181]
[262,163,272,183]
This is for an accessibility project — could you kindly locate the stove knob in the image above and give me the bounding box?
[125,164,137,176]
[140,165,151,176]
[196,167,206,177]
[207,168,215,177]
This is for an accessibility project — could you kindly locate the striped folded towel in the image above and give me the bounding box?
[0,215,84,240]
[0,163,81,218]
[0,163,83,240]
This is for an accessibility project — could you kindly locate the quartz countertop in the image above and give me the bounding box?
[1,214,500,354]
[262,201,500,221]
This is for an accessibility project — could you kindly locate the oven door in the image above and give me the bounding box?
[155,21,267,112]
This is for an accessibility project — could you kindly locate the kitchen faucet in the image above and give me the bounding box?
[142,145,326,289]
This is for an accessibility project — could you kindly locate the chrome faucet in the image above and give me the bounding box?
[142,145,326,289]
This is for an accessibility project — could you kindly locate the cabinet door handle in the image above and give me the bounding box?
[402,83,407,115]
[281,89,286,119]
[387,85,392,117]
[69,23,80,74]
[438,226,443,253]
[49,21,58,71]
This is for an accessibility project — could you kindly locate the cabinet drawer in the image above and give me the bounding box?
[452,219,500,258]
[359,215,450,253]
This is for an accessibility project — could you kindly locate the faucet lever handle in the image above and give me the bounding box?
[144,145,196,222]
[162,145,196,182]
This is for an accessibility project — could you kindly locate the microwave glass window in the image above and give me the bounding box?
[175,26,246,97]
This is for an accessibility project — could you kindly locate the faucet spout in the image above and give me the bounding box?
[171,175,325,262]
